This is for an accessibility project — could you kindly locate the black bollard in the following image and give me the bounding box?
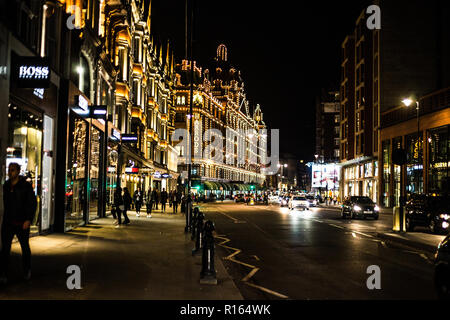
[200,220,217,285]
[192,212,204,255]
[191,207,200,240]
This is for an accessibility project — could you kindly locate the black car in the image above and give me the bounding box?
[405,195,450,234]
[341,196,379,220]
[435,235,450,299]
[234,194,245,203]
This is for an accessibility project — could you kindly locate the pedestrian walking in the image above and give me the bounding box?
[173,190,181,214]
[122,187,132,225]
[160,188,168,212]
[133,188,143,217]
[181,194,186,213]
[114,187,124,226]
[152,189,159,210]
[168,190,173,209]
[146,188,153,218]
[0,163,37,284]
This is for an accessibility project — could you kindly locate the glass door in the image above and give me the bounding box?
[65,114,88,231]
[88,126,103,221]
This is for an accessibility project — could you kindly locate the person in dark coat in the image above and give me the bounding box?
[152,189,158,210]
[133,188,143,217]
[173,190,181,214]
[0,163,37,284]
[160,188,168,212]
[146,188,153,218]
[122,187,132,224]
[113,187,124,226]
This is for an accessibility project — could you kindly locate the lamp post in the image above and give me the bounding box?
[185,0,195,233]
[402,98,421,194]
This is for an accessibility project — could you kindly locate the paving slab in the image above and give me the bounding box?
[0,211,243,300]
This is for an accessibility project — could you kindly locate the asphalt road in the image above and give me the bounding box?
[199,202,438,300]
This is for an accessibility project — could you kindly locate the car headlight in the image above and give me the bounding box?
[439,214,449,220]
[353,205,362,212]
[374,205,380,212]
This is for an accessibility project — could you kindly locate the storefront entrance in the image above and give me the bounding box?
[65,112,89,231]
[7,102,43,235]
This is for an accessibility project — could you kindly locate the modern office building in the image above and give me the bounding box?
[339,0,450,205]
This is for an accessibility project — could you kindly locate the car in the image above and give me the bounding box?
[434,234,450,299]
[234,194,245,203]
[280,196,290,207]
[289,196,310,211]
[405,194,450,234]
[341,196,379,220]
[268,195,279,204]
[306,195,318,207]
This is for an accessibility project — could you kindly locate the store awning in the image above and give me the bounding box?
[222,182,232,191]
[217,182,228,191]
[204,181,214,190]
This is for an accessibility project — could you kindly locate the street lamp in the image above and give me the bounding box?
[401,98,421,194]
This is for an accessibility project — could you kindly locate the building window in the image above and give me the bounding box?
[429,125,449,194]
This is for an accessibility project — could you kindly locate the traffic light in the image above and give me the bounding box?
[250,185,255,191]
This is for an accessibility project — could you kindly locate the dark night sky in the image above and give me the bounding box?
[151,0,370,161]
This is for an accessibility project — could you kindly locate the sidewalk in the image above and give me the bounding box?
[0,210,243,300]
[376,231,446,254]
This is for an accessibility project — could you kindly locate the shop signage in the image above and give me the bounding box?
[77,95,89,112]
[153,172,161,178]
[111,129,121,141]
[90,105,107,118]
[162,173,172,179]
[33,88,44,99]
[125,167,139,174]
[12,54,51,88]
[121,134,138,143]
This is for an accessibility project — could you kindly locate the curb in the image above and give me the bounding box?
[376,232,439,254]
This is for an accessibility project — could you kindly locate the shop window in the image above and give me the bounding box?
[406,133,423,195]
[429,125,449,194]
[65,115,88,231]
[7,104,43,234]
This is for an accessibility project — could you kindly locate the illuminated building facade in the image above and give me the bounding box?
[106,0,178,199]
[0,0,178,233]
[340,1,450,207]
[173,44,266,197]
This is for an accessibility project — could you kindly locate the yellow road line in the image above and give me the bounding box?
[214,234,289,299]
[245,283,289,299]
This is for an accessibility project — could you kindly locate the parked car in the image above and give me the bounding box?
[341,196,379,220]
[234,194,245,203]
[405,194,450,234]
[435,234,450,299]
[306,195,318,207]
[289,196,310,211]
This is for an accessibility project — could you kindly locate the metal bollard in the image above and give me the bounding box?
[192,212,204,255]
[200,220,217,285]
[191,207,200,240]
